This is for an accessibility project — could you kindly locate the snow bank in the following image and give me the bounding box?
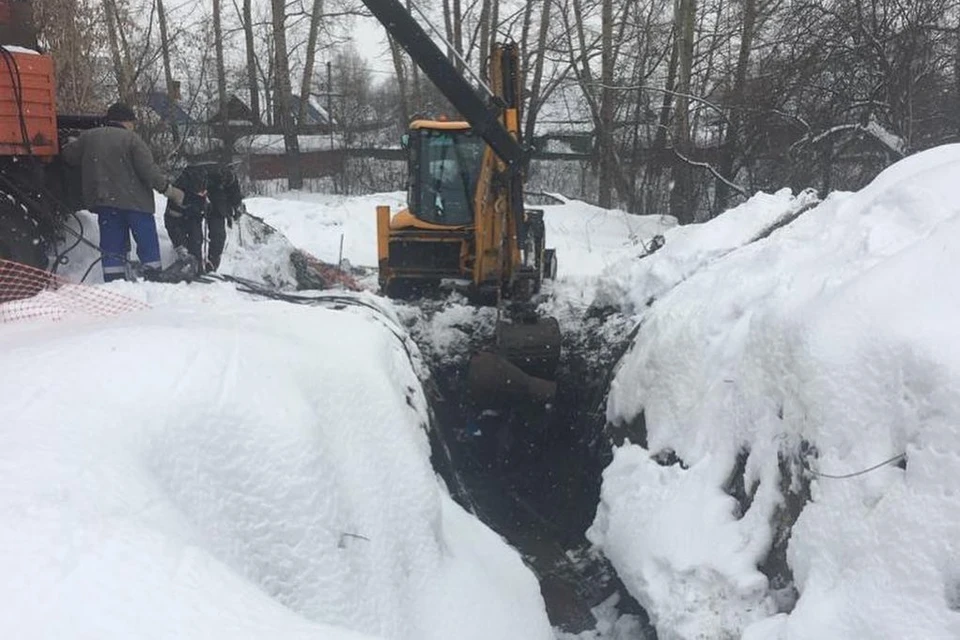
[593,144,960,639]
[0,284,553,639]
[540,198,676,280]
[245,191,407,268]
[246,191,674,279]
[595,187,819,313]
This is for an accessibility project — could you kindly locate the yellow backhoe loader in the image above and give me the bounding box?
[361,0,561,408]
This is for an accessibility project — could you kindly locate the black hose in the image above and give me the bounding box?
[50,211,85,274]
[80,256,101,283]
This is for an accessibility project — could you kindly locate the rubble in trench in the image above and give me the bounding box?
[388,289,657,636]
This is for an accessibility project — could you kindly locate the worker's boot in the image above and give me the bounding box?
[141,247,199,283]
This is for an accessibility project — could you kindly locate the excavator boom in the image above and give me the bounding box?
[358,0,523,171]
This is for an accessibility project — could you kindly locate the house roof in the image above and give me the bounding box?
[145,92,198,126]
[208,94,260,125]
[290,94,333,126]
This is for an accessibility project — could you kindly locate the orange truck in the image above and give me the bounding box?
[0,0,102,268]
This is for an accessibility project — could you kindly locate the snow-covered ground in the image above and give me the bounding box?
[243,190,675,278]
[6,144,960,639]
[0,281,553,639]
[592,145,960,638]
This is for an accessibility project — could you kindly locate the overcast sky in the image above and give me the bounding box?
[352,14,395,78]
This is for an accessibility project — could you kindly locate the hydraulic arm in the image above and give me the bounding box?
[358,0,523,170]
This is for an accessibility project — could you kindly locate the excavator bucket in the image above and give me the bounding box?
[466,317,562,409]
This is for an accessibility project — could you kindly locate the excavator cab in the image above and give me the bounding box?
[378,118,556,300]
[408,124,483,227]
[377,121,486,297]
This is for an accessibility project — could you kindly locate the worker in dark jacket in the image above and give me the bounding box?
[164,162,244,272]
[205,163,245,271]
[62,102,185,282]
[163,163,208,271]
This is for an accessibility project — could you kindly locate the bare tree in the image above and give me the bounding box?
[388,34,411,124]
[714,0,756,212]
[668,0,697,223]
[155,0,179,143]
[102,0,133,103]
[598,0,614,208]
[34,0,105,112]
[297,0,324,126]
[270,0,303,188]
[521,0,554,152]
[477,0,493,76]
[241,0,260,122]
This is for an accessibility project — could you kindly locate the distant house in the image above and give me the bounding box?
[289,93,334,128]
[144,91,199,127]
[203,93,334,132]
[208,94,260,127]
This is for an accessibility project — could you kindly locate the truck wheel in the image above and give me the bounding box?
[0,196,47,269]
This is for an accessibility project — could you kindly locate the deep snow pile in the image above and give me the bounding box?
[244,191,407,270]
[536,194,676,279]
[593,187,818,313]
[0,284,553,639]
[591,145,960,638]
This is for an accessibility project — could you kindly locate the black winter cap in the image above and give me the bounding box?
[106,102,136,123]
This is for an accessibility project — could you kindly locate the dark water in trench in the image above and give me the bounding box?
[419,311,656,635]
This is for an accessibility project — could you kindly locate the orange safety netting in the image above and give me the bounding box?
[0,259,150,324]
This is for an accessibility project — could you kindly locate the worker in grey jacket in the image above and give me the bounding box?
[62,102,185,282]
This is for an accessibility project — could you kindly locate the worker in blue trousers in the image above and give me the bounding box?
[63,102,186,282]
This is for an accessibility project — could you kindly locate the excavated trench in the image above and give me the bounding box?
[399,297,657,635]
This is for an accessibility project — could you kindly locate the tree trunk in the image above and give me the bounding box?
[478,0,492,77]
[388,35,410,124]
[955,16,960,136]
[522,0,551,155]
[155,0,178,143]
[102,0,132,103]
[109,0,137,96]
[242,0,260,123]
[643,34,678,215]
[598,0,615,208]
[715,0,755,213]
[442,0,455,64]
[569,0,631,207]
[270,0,303,189]
[407,0,422,114]
[213,0,230,161]
[453,0,463,71]
[669,0,696,224]
[298,0,323,126]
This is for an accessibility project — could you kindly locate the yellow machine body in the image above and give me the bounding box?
[376,45,534,300]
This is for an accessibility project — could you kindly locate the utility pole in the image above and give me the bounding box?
[327,61,333,150]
